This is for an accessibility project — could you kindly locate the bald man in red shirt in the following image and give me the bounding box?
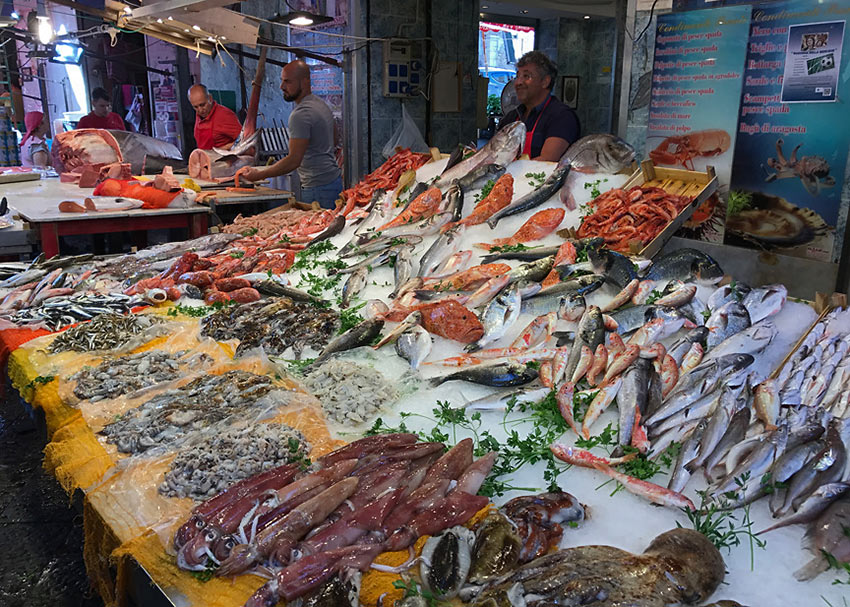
[189,84,242,150]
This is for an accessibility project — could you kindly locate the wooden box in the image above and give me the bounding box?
[622,160,718,259]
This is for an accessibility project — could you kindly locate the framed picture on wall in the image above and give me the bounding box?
[561,76,579,109]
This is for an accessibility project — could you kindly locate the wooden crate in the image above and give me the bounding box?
[622,160,718,259]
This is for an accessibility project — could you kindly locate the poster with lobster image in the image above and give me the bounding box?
[728,0,850,263]
[647,5,752,244]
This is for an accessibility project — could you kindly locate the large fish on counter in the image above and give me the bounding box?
[52,129,184,175]
[560,134,636,210]
[432,121,526,191]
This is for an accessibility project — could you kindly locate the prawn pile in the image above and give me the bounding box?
[221,207,331,239]
[339,149,431,216]
[577,185,693,253]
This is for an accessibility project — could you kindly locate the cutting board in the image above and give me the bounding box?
[200,187,294,204]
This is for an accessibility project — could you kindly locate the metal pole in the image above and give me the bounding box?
[615,0,636,138]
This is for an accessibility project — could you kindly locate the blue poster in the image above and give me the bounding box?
[728,0,850,262]
[647,6,752,243]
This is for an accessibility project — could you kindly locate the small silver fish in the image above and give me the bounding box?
[395,325,432,369]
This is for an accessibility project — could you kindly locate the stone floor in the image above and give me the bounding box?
[0,386,103,607]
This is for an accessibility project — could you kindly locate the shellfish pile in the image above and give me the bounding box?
[159,423,310,501]
[70,349,213,402]
[100,370,288,454]
[302,359,399,425]
[200,298,340,358]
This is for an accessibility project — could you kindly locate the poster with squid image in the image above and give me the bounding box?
[728,0,850,262]
[646,5,753,244]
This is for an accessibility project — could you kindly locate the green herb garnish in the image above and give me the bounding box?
[488,243,542,254]
[525,171,546,188]
[240,227,258,237]
[473,179,496,204]
[229,250,245,258]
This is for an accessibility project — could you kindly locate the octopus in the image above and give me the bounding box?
[764,138,836,195]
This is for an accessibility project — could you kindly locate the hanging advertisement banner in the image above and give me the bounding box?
[781,21,845,102]
[727,0,850,262]
[646,5,752,244]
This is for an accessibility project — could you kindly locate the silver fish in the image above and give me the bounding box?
[341,234,422,258]
[642,248,724,285]
[419,225,465,278]
[704,406,751,482]
[669,417,710,493]
[742,284,787,324]
[759,482,850,535]
[330,246,403,276]
[687,384,743,472]
[390,247,415,299]
[707,281,751,311]
[616,358,651,450]
[395,325,432,369]
[646,353,754,426]
[521,275,604,316]
[456,163,506,191]
[563,306,605,382]
[460,386,550,411]
[557,134,636,209]
[486,161,571,228]
[507,256,556,284]
[705,320,776,361]
[711,424,788,498]
[469,284,521,352]
[308,318,385,369]
[0,268,46,288]
[341,267,368,308]
[433,121,525,190]
[705,301,751,349]
[429,360,538,388]
[668,327,709,365]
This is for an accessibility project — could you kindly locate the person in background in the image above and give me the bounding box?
[188,84,242,150]
[20,111,50,168]
[76,87,126,130]
[499,50,580,161]
[236,60,342,209]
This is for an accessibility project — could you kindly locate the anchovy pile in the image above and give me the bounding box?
[201,298,340,358]
[159,423,310,501]
[101,370,287,454]
[12,293,146,331]
[302,359,399,425]
[48,312,163,353]
[70,349,213,402]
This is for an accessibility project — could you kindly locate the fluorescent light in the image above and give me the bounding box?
[584,15,590,19]
[167,16,173,20]
[11,11,20,20]
[192,24,201,30]
[37,16,53,44]
[156,18,163,23]
[290,15,314,25]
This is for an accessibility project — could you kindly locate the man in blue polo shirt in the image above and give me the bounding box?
[499,51,580,161]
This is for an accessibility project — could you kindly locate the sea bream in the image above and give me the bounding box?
[557,134,637,210]
[433,121,525,191]
[642,248,725,285]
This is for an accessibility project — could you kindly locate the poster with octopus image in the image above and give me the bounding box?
[647,5,753,244]
[728,0,850,262]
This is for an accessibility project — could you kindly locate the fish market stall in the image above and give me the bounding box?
[2,177,210,258]
[1,126,848,607]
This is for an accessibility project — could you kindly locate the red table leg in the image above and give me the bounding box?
[38,223,60,258]
[189,213,209,239]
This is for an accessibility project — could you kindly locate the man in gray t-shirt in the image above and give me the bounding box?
[237,60,342,209]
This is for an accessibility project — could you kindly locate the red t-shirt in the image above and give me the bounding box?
[194,102,242,150]
[77,112,126,130]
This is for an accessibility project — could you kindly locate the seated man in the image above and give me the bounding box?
[77,87,126,130]
[189,84,242,150]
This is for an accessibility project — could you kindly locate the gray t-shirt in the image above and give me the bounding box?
[288,94,341,188]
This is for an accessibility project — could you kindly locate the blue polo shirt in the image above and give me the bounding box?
[500,94,581,158]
